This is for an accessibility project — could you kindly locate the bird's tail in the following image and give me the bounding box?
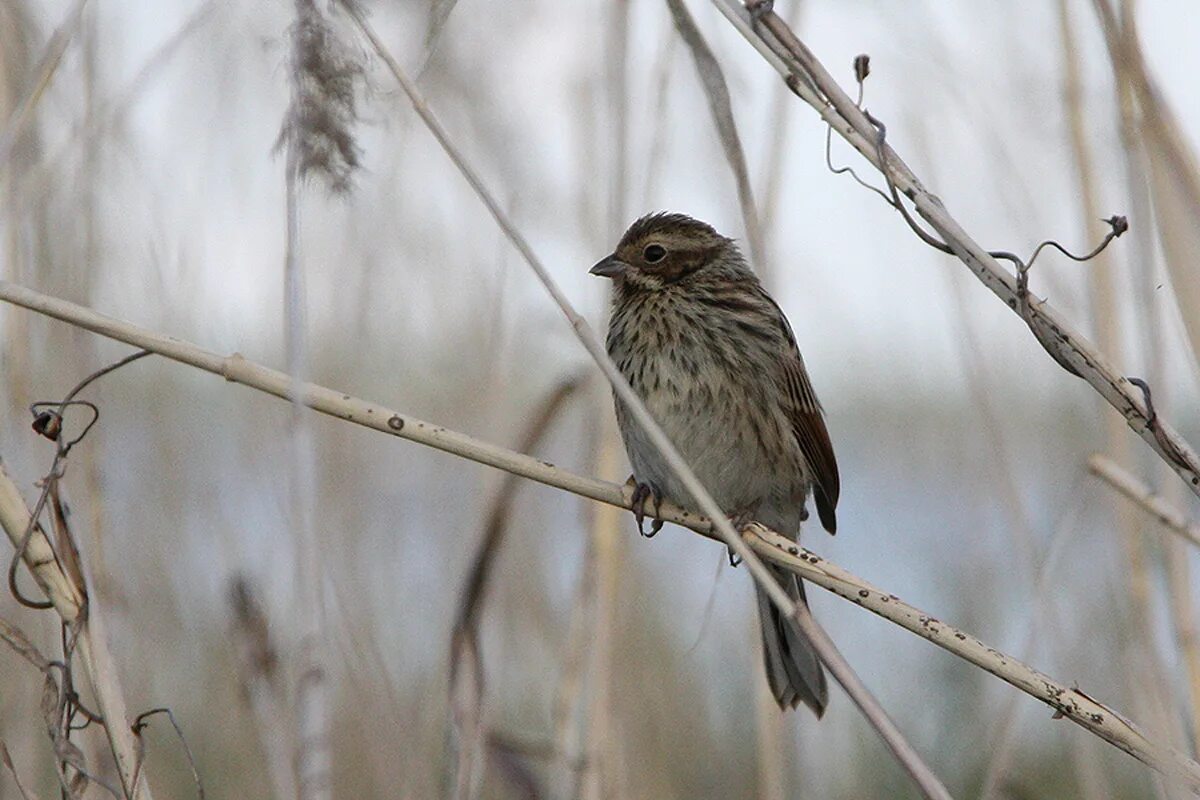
[756,565,828,715]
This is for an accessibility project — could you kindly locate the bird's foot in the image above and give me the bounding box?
[628,478,664,539]
[747,0,775,21]
[724,506,759,567]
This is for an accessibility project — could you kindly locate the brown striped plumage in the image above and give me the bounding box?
[590,212,840,715]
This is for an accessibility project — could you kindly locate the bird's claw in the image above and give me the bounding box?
[630,480,664,538]
[724,507,758,568]
[747,0,774,21]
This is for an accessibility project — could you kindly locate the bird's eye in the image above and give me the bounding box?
[643,244,667,263]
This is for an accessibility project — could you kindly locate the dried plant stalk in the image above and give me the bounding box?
[0,460,151,798]
[2,279,1198,788]
[337,8,949,796]
[710,0,1200,500]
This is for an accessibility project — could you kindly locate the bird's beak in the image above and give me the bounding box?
[589,254,628,279]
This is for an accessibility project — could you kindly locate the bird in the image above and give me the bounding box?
[590,212,840,715]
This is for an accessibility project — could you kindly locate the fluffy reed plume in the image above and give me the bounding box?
[277,0,362,192]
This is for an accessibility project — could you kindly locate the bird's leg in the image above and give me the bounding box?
[628,477,664,538]
[724,505,760,567]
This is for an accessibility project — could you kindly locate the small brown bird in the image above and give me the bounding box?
[591,212,840,715]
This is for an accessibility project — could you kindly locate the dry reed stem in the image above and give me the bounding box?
[2,281,1198,788]
[711,0,1200,501]
[1057,0,1183,779]
[0,460,152,798]
[582,425,624,800]
[338,8,949,796]
[1087,455,1200,551]
[1090,454,1200,760]
[1090,0,1200,363]
[1093,0,1200,760]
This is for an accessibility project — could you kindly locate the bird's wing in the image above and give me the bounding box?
[760,290,841,534]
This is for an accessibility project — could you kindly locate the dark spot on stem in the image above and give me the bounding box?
[387,416,404,431]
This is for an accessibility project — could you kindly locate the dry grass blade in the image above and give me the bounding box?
[449,377,583,800]
[0,460,83,622]
[0,615,52,672]
[710,0,1200,501]
[419,0,462,76]
[0,740,44,800]
[664,0,765,267]
[0,616,113,800]
[0,0,87,170]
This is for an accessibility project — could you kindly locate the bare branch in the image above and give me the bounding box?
[710,0,1200,499]
[1,279,1197,787]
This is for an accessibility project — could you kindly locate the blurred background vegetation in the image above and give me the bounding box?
[1,1,1198,798]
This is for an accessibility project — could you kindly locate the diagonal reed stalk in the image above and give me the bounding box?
[710,0,1200,502]
[338,5,949,796]
[2,278,1200,789]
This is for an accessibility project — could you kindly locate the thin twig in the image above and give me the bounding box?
[1,281,1196,787]
[131,708,205,799]
[335,0,791,640]
[710,0,1200,500]
[9,350,150,610]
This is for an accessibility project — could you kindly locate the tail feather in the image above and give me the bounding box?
[756,566,827,715]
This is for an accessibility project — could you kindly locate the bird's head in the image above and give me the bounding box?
[589,212,747,292]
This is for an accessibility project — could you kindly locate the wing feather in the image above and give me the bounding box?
[760,290,841,533]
